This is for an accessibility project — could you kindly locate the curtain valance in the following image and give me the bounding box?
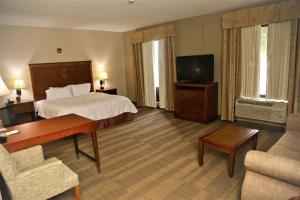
[222,0,300,30]
[130,24,175,44]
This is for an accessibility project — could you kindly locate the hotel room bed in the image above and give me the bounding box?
[29,60,137,129]
[35,92,137,121]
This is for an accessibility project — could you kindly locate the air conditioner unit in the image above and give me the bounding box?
[235,99,287,124]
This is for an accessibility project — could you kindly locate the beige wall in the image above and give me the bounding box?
[123,12,222,110]
[0,25,127,104]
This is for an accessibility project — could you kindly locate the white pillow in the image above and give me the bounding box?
[46,86,73,100]
[70,83,91,96]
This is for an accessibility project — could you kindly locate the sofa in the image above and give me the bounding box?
[241,113,300,200]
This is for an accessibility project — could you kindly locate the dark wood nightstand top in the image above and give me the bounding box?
[96,88,117,95]
[6,100,33,106]
[7,100,34,114]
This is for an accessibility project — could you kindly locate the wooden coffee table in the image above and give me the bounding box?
[198,125,259,177]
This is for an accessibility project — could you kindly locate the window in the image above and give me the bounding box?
[259,25,268,98]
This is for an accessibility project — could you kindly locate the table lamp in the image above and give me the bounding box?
[98,72,108,90]
[0,75,10,99]
[14,79,26,102]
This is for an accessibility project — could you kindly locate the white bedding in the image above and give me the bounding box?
[35,93,138,120]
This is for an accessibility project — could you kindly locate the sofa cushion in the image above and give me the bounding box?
[0,145,19,180]
[272,131,300,152]
[269,144,300,161]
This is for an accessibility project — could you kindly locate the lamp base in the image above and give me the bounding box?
[99,80,105,90]
[16,88,22,102]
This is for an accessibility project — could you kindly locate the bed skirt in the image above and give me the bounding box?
[96,112,133,129]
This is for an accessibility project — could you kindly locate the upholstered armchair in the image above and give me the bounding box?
[0,144,80,200]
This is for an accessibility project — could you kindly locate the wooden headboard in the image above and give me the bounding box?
[29,61,94,101]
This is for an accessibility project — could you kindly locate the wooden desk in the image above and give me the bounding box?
[199,125,259,177]
[3,114,101,173]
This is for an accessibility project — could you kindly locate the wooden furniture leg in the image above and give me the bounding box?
[91,131,101,173]
[198,138,204,166]
[228,151,236,177]
[74,185,80,200]
[252,134,258,150]
[73,135,80,159]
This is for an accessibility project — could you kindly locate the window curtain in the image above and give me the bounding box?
[142,41,156,108]
[158,39,166,109]
[132,42,145,107]
[221,28,242,121]
[240,25,261,98]
[266,21,292,100]
[131,24,175,109]
[288,19,300,113]
[164,36,176,111]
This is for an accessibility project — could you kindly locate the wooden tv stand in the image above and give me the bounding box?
[174,82,218,123]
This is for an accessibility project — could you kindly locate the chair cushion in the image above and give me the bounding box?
[62,163,79,189]
[0,145,19,180]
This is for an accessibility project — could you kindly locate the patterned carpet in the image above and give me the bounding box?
[45,108,283,200]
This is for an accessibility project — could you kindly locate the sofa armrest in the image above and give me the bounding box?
[11,145,44,171]
[286,113,300,132]
[8,159,64,199]
[245,150,300,187]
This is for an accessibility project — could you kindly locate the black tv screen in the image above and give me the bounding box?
[176,54,214,83]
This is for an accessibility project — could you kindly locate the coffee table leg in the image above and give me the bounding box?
[199,138,204,166]
[252,134,258,150]
[73,135,80,159]
[91,131,101,173]
[228,151,236,177]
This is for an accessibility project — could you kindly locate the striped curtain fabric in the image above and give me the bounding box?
[164,36,176,111]
[221,28,242,121]
[288,19,300,114]
[132,43,145,107]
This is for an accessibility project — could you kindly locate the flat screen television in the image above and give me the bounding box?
[176,54,214,83]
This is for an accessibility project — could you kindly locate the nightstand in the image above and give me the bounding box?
[6,100,35,124]
[96,88,117,95]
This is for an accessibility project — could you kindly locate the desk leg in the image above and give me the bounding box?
[73,135,80,159]
[91,131,101,173]
[198,138,204,166]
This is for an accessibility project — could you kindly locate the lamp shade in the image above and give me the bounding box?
[14,79,26,89]
[99,72,108,80]
[0,75,10,96]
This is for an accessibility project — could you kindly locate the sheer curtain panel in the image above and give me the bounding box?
[266,21,292,100]
[142,41,156,108]
[158,39,166,109]
[240,25,261,98]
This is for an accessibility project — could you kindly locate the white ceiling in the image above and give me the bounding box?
[0,0,281,32]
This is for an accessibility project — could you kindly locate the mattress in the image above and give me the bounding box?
[35,93,138,120]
